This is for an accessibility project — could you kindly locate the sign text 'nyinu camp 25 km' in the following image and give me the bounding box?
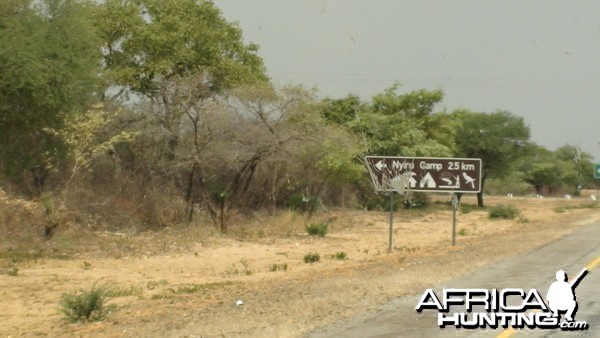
[365,156,482,194]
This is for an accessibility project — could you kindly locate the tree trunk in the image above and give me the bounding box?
[185,164,196,223]
[271,167,278,215]
[219,199,228,233]
[44,220,59,239]
[30,165,48,196]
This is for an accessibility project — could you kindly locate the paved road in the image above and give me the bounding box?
[310,219,600,338]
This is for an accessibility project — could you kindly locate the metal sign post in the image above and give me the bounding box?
[388,191,393,252]
[365,156,481,247]
[594,164,600,203]
[384,172,410,252]
[451,194,460,246]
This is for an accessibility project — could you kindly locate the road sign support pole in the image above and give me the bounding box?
[451,194,458,246]
[388,191,393,252]
[452,204,456,246]
[595,164,600,204]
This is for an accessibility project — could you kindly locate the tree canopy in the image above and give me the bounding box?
[321,84,456,158]
[94,0,268,99]
[522,144,594,196]
[0,0,101,189]
[454,110,531,206]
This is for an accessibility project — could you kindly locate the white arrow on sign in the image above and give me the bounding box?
[375,160,386,171]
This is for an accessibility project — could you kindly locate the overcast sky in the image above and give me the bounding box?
[215,0,600,162]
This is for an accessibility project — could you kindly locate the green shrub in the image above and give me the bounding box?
[286,193,317,212]
[60,286,113,323]
[0,247,44,264]
[488,204,519,219]
[484,176,531,195]
[362,194,402,211]
[305,222,328,237]
[404,192,429,209]
[460,203,481,214]
[7,266,18,276]
[270,263,288,272]
[303,252,320,263]
[553,206,567,213]
[333,251,347,260]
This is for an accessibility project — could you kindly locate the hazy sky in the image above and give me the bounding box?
[215,0,600,161]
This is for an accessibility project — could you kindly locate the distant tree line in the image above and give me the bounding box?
[0,0,595,235]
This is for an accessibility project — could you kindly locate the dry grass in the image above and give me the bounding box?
[0,188,46,240]
[226,210,308,241]
[1,194,599,336]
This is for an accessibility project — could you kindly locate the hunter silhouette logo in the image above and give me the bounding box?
[546,268,587,323]
[415,267,590,331]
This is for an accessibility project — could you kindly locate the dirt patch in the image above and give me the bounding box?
[1,195,598,337]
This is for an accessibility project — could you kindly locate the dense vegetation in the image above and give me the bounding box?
[1,0,596,237]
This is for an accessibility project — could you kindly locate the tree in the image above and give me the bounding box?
[0,0,101,192]
[554,144,594,195]
[95,0,268,161]
[520,144,554,195]
[94,0,269,229]
[454,110,530,207]
[172,84,359,231]
[519,144,593,196]
[319,85,457,209]
[321,94,365,126]
[321,85,455,157]
[42,105,136,237]
[360,85,456,157]
[95,0,267,99]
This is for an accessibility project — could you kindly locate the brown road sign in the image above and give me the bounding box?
[365,156,482,193]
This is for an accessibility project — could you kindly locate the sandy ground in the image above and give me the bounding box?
[1,195,599,337]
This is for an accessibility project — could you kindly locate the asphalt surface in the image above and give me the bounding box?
[309,218,600,338]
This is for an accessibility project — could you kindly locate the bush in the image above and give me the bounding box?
[286,193,318,213]
[333,251,347,260]
[303,252,320,263]
[362,194,401,211]
[7,266,18,276]
[484,176,531,195]
[460,203,481,214]
[0,188,45,241]
[488,205,520,219]
[404,192,429,209]
[362,192,429,210]
[59,286,112,323]
[270,263,288,272]
[305,222,328,237]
